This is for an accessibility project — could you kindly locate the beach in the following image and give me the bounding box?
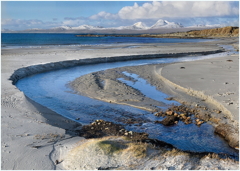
[1,38,239,169]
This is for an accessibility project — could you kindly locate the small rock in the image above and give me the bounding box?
[182,115,187,120]
[55,160,59,165]
[180,113,185,117]
[196,121,204,126]
[165,97,174,101]
[166,111,173,115]
[157,116,179,126]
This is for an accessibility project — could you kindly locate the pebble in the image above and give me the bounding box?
[166,111,173,115]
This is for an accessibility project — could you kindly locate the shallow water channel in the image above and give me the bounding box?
[16,49,238,159]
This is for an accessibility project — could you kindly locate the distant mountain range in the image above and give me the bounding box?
[2,19,222,33]
[52,19,185,31]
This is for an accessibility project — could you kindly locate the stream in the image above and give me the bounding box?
[16,46,238,159]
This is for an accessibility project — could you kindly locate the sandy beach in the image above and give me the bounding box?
[1,38,239,169]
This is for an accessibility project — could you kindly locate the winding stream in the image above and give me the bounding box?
[16,46,238,158]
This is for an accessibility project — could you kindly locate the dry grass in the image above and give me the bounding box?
[125,142,148,158]
[97,140,126,155]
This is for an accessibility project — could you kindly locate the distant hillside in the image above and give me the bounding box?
[144,26,239,38]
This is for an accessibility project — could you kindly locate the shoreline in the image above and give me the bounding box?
[1,38,239,169]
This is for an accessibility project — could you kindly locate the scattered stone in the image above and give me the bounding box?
[213,109,222,114]
[165,97,174,101]
[166,110,174,115]
[156,116,179,126]
[76,120,151,143]
[154,111,164,117]
[196,111,210,121]
[196,121,204,126]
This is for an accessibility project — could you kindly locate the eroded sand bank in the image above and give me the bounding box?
[1,38,239,169]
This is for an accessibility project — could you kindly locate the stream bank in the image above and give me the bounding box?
[2,38,239,170]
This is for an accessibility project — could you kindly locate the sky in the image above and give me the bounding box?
[1,1,239,30]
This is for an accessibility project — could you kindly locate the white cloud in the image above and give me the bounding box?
[89,11,118,20]
[118,1,239,19]
[62,19,84,26]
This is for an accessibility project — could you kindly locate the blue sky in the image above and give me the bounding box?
[1,1,239,30]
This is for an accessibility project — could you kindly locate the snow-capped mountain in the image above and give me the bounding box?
[114,22,149,30]
[72,25,104,30]
[129,22,149,30]
[150,19,183,29]
[52,25,104,31]
[52,20,184,31]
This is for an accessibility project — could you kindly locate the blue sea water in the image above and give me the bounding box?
[1,33,212,48]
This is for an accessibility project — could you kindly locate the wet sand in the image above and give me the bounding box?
[1,38,239,169]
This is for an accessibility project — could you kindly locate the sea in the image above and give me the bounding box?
[1,33,212,48]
